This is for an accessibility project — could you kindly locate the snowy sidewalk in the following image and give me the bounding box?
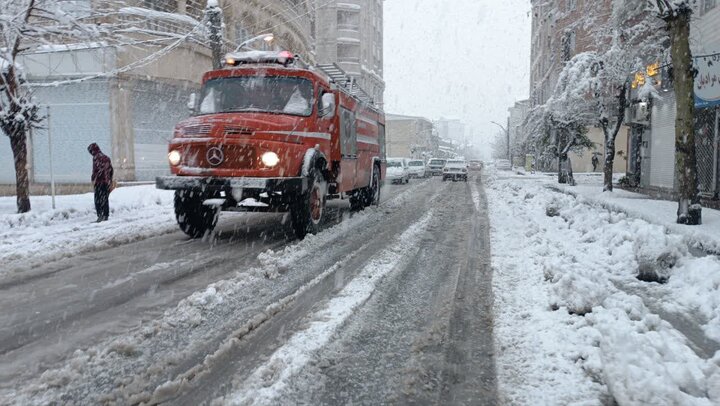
[543,173,720,253]
[0,186,176,277]
[487,171,720,405]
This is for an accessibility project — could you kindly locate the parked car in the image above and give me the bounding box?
[496,159,512,171]
[386,158,410,184]
[427,158,447,176]
[407,159,427,178]
[442,159,468,182]
[468,160,483,171]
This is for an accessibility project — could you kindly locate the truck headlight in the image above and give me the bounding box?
[261,151,280,167]
[168,150,181,166]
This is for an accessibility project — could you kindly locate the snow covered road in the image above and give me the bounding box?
[1,176,499,405]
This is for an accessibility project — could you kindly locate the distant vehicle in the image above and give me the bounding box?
[468,160,483,171]
[407,160,427,178]
[442,159,468,182]
[427,158,447,176]
[496,159,512,171]
[386,158,410,184]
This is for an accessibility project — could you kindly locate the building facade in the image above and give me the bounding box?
[527,0,630,174]
[385,114,436,159]
[436,118,466,144]
[0,0,315,185]
[529,0,611,107]
[315,0,385,105]
[626,1,720,197]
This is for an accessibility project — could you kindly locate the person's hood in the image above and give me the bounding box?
[88,143,101,155]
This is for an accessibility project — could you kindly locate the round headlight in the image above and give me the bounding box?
[261,151,280,167]
[168,150,181,166]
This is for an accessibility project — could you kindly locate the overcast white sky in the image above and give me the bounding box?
[383,0,531,158]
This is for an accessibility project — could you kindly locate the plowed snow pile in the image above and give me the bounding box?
[487,173,720,405]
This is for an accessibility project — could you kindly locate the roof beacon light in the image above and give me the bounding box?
[223,51,295,67]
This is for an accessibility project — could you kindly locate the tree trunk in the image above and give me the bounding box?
[602,123,616,192]
[9,133,31,213]
[206,4,224,69]
[601,84,628,192]
[668,9,701,225]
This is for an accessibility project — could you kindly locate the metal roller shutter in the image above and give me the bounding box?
[650,93,676,189]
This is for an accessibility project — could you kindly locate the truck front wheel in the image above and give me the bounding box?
[174,191,219,238]
[290,170,327,239]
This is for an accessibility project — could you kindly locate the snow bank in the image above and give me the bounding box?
[0,186,176,276]
[487,172,720,405]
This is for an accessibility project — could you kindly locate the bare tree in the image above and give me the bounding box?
[0,1,206,213]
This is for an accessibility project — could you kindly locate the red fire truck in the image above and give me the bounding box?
[156,51,386,239]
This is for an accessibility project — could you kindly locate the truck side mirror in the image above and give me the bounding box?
[187,93,197,112]
[320,93,335,118]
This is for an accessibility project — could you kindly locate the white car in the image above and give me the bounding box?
[406,160,427,178]
[442,159,469,182]
[386,158,410,184]
[496,159,512,171]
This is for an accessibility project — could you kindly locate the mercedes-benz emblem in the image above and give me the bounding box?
[206,147,224,166]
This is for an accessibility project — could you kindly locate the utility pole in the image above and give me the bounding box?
[47,106,55,209]
[205,0,223,69]
[507,116,511,163]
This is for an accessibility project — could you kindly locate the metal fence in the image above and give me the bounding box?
[695,107,719,196]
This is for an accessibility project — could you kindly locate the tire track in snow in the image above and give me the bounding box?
[220,211,434,405]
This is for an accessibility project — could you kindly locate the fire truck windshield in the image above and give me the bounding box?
[197,76,314,117]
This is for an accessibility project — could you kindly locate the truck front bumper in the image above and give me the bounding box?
[156,176,307,196]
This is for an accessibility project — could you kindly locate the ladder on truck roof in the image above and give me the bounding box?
[316,63,376,107]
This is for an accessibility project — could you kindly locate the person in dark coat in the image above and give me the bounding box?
[87,143,114,222]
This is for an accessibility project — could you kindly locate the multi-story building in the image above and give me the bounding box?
[528,0,628,173]
[315,0,385,105]
[224,0,315,61]
[0,0,315,187]
[385,114,436,159]
[529,0,611,107]
[436,118,465,144]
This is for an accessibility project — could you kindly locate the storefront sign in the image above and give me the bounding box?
[695,53,720,108]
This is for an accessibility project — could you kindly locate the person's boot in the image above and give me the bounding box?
[96,217,103,223]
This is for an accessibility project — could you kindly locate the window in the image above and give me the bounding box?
[338,10,360,30]
[337,44,360,62]
[197,77,314,117]
[562,30,576,62]
[235,23,250,44]
[704,0,717,13]
[143,0,176,12]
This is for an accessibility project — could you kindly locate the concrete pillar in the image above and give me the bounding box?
[109,78,136,181]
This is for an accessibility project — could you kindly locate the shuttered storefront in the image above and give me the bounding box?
[649,93,676,190]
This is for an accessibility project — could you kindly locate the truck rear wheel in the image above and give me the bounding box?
[174,191,219,238]
[363,167,381,207]
[291,170,327,239]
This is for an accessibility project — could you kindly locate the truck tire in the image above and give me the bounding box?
[363,167,381,207]
[174,191,218,238]
[291,170,327,239]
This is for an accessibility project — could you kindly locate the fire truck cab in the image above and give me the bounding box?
[156,50,386,239]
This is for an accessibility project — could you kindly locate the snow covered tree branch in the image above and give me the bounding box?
[0,0,210,213]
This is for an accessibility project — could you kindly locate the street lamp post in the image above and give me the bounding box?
[491,120,510,163]
[234,33,275,52]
